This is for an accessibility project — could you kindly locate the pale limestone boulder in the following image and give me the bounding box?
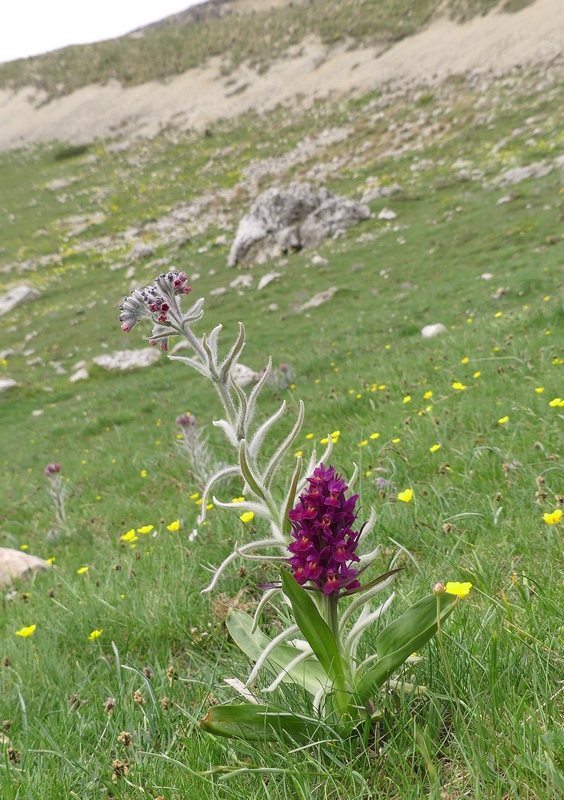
[93,348,160,371]
[0,548,51,587]
[0,378,17,392]
[0,286,40,316]
[421,323,447,338]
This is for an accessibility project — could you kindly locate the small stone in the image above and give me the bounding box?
[377,208,397,221]
[130,243,155,260]
[0,548,51,587]
[93,349,160,371]
[31,409,43,417]
[231,363,260,387]
[257,272,282,290]
[496,195,513,206]
[480,273,493,280]
[0,379,17,392]
[0,286,40,316]
[210,287,227,297]
[70,368,89,383]
[229,275,253,289]
[421,323,447,338]
[311,254,329,266]
[267,303,278,312]
[300,286,338,312]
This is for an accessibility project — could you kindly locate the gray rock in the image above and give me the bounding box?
[361,183,402,203]
[494,162,552,187]
[70,368,89,382]
[0,378,17,392]
[257,272,282,290]
[0,548,51,587]
[421,323,447,338]
[93,348,160,371]
[228,183,369,267]
[231,363,260,387]
[0,285,40,316]
[130,243,156,260]
[300,287,338,312]
[378,208,397,221]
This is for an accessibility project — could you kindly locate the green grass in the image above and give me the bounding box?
[0,57,563,799]
[0,0,522,99]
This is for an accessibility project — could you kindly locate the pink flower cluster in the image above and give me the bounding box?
[288,464,361,595]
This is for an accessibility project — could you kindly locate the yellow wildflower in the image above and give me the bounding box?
[77,567,89,574]
[15,624,36,638]
[140,469,148,478]
[358,440,368,447]
[121,529,138,542]
[494,311,503,318]
[548,398,563,407]
[452,382,467,391]
[498,416,509,424]
[429,444,441,453]
[88,629,103,641]
[46,557,56,565]
[423,391,433,400]
[403,395,411,404]
[461,357,469,364]
[473,372,481,379]
[167,520,180,531]
[392,437,401,444]
[231,497,245,503]
[445,581,472,598]
[294,450,303,457]
[190,492,200,500]
[20,544,28,551]
[543,509,562,525]
[397,488,413,503]
[535,387,544,394]
[137,525,154,534]
[305,433,314,440]
[369,432,380,439]
[240,511,255,523]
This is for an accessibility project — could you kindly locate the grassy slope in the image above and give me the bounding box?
[0,58,563,799]
[0,0,518,99]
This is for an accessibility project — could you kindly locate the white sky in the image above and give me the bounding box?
[1,1,206,64]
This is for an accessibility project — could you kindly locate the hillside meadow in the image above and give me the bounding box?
[0,52,563,799]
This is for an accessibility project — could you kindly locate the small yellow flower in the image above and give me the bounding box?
[331,430,340,439]
[240,511,255,523]
[423,391,433,400]
[397,488,413,503]
[140,469,148,478]
[190,492,200,500]
[231,497,246,503]
[294,450,303,457]
[77,566,89,574]
[88,629,103,641]
[120,529,137,542]
[15,624,36,638]
[452,382,467,391]
[473,371,481,379]
[358,440,368,447]
[305,433,314,439]
[167,520,180,531]
[20,544,28,551]
[320,437,329,444]
[494,311,503,318]
[46,557,56,564]
[392,437,401,444]
[429,443,441,453]
[535,387,544,394]
[356,393,362,399]
[543,295,550,301]
[403,395,411,404]
[548,398,563,407]
[543,509,562,525]
[369,432,380,439]
[461,357,469,364]
[206,503,213,510]
[445,581,472,599]
[498,416,509,424]
[137,525,154,534]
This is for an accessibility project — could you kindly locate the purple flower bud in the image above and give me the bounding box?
[175,413,197,428]
[44,463,61,477]
[288,464,362,595]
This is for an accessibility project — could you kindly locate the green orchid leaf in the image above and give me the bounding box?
[280,570,349,712]
[200,703,324,741]
[354,592,457,707]
[226,609,328,696]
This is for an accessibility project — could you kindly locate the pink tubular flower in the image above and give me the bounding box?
[288,464,362,595]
